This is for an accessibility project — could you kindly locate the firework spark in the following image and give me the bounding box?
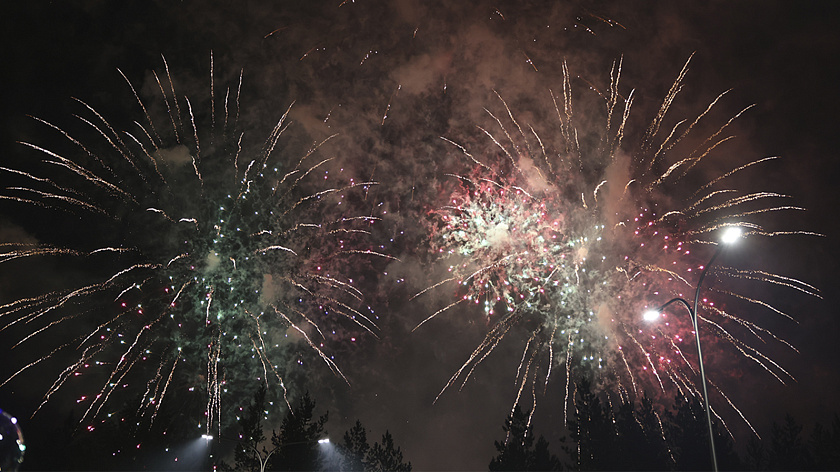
[0,54,389,436]
[414,57,821,434]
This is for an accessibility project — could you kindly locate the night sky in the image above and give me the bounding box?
[2,1,840,470]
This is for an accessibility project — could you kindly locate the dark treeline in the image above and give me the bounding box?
[216,385,411,472]
[488,379,840,471]
[19,387,411,471]
[17,380,840,470]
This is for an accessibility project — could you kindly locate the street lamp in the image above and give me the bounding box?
[202,435,276,472]
[250,443,276,472]
[208,435,330,472]
[644,226,742,472]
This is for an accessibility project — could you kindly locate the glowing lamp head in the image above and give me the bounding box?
[201,434,213,441]
[643,310,661,322]
[720,226,743,245]
[318,438,330,444]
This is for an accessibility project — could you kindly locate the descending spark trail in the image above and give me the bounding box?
[414,58,821,433]
[0,55,389,436]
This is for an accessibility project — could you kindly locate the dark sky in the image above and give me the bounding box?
[2,1,840,470]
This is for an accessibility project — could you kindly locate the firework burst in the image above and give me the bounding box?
[0,54,390,436]
[414,57,821,434]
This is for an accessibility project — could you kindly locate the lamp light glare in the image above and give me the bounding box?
[643,310,660,322]
[720,226,742,245]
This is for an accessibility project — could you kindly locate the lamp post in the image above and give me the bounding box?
[202,435,277,472]
[251,443,277,472]
[205,435,329,472]
[643,226,742,472]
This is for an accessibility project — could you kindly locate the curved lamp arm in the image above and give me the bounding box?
[646,244,724,472]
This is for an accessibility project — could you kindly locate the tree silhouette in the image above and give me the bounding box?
[566,379,617,470]
[490,404,562,471]
[665,395,740,471]
[808,413,840,470]
[768,414,812,470]
[366,430,412,472]
[746,435,767,470]
[337,420,411,472]
[611,395,671,470]
[269,391,328,471]
[559,380,767,471]
[565,380,672,470]
[229,384,275,472]
[665,395,709,471]
[340,419,370,471]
